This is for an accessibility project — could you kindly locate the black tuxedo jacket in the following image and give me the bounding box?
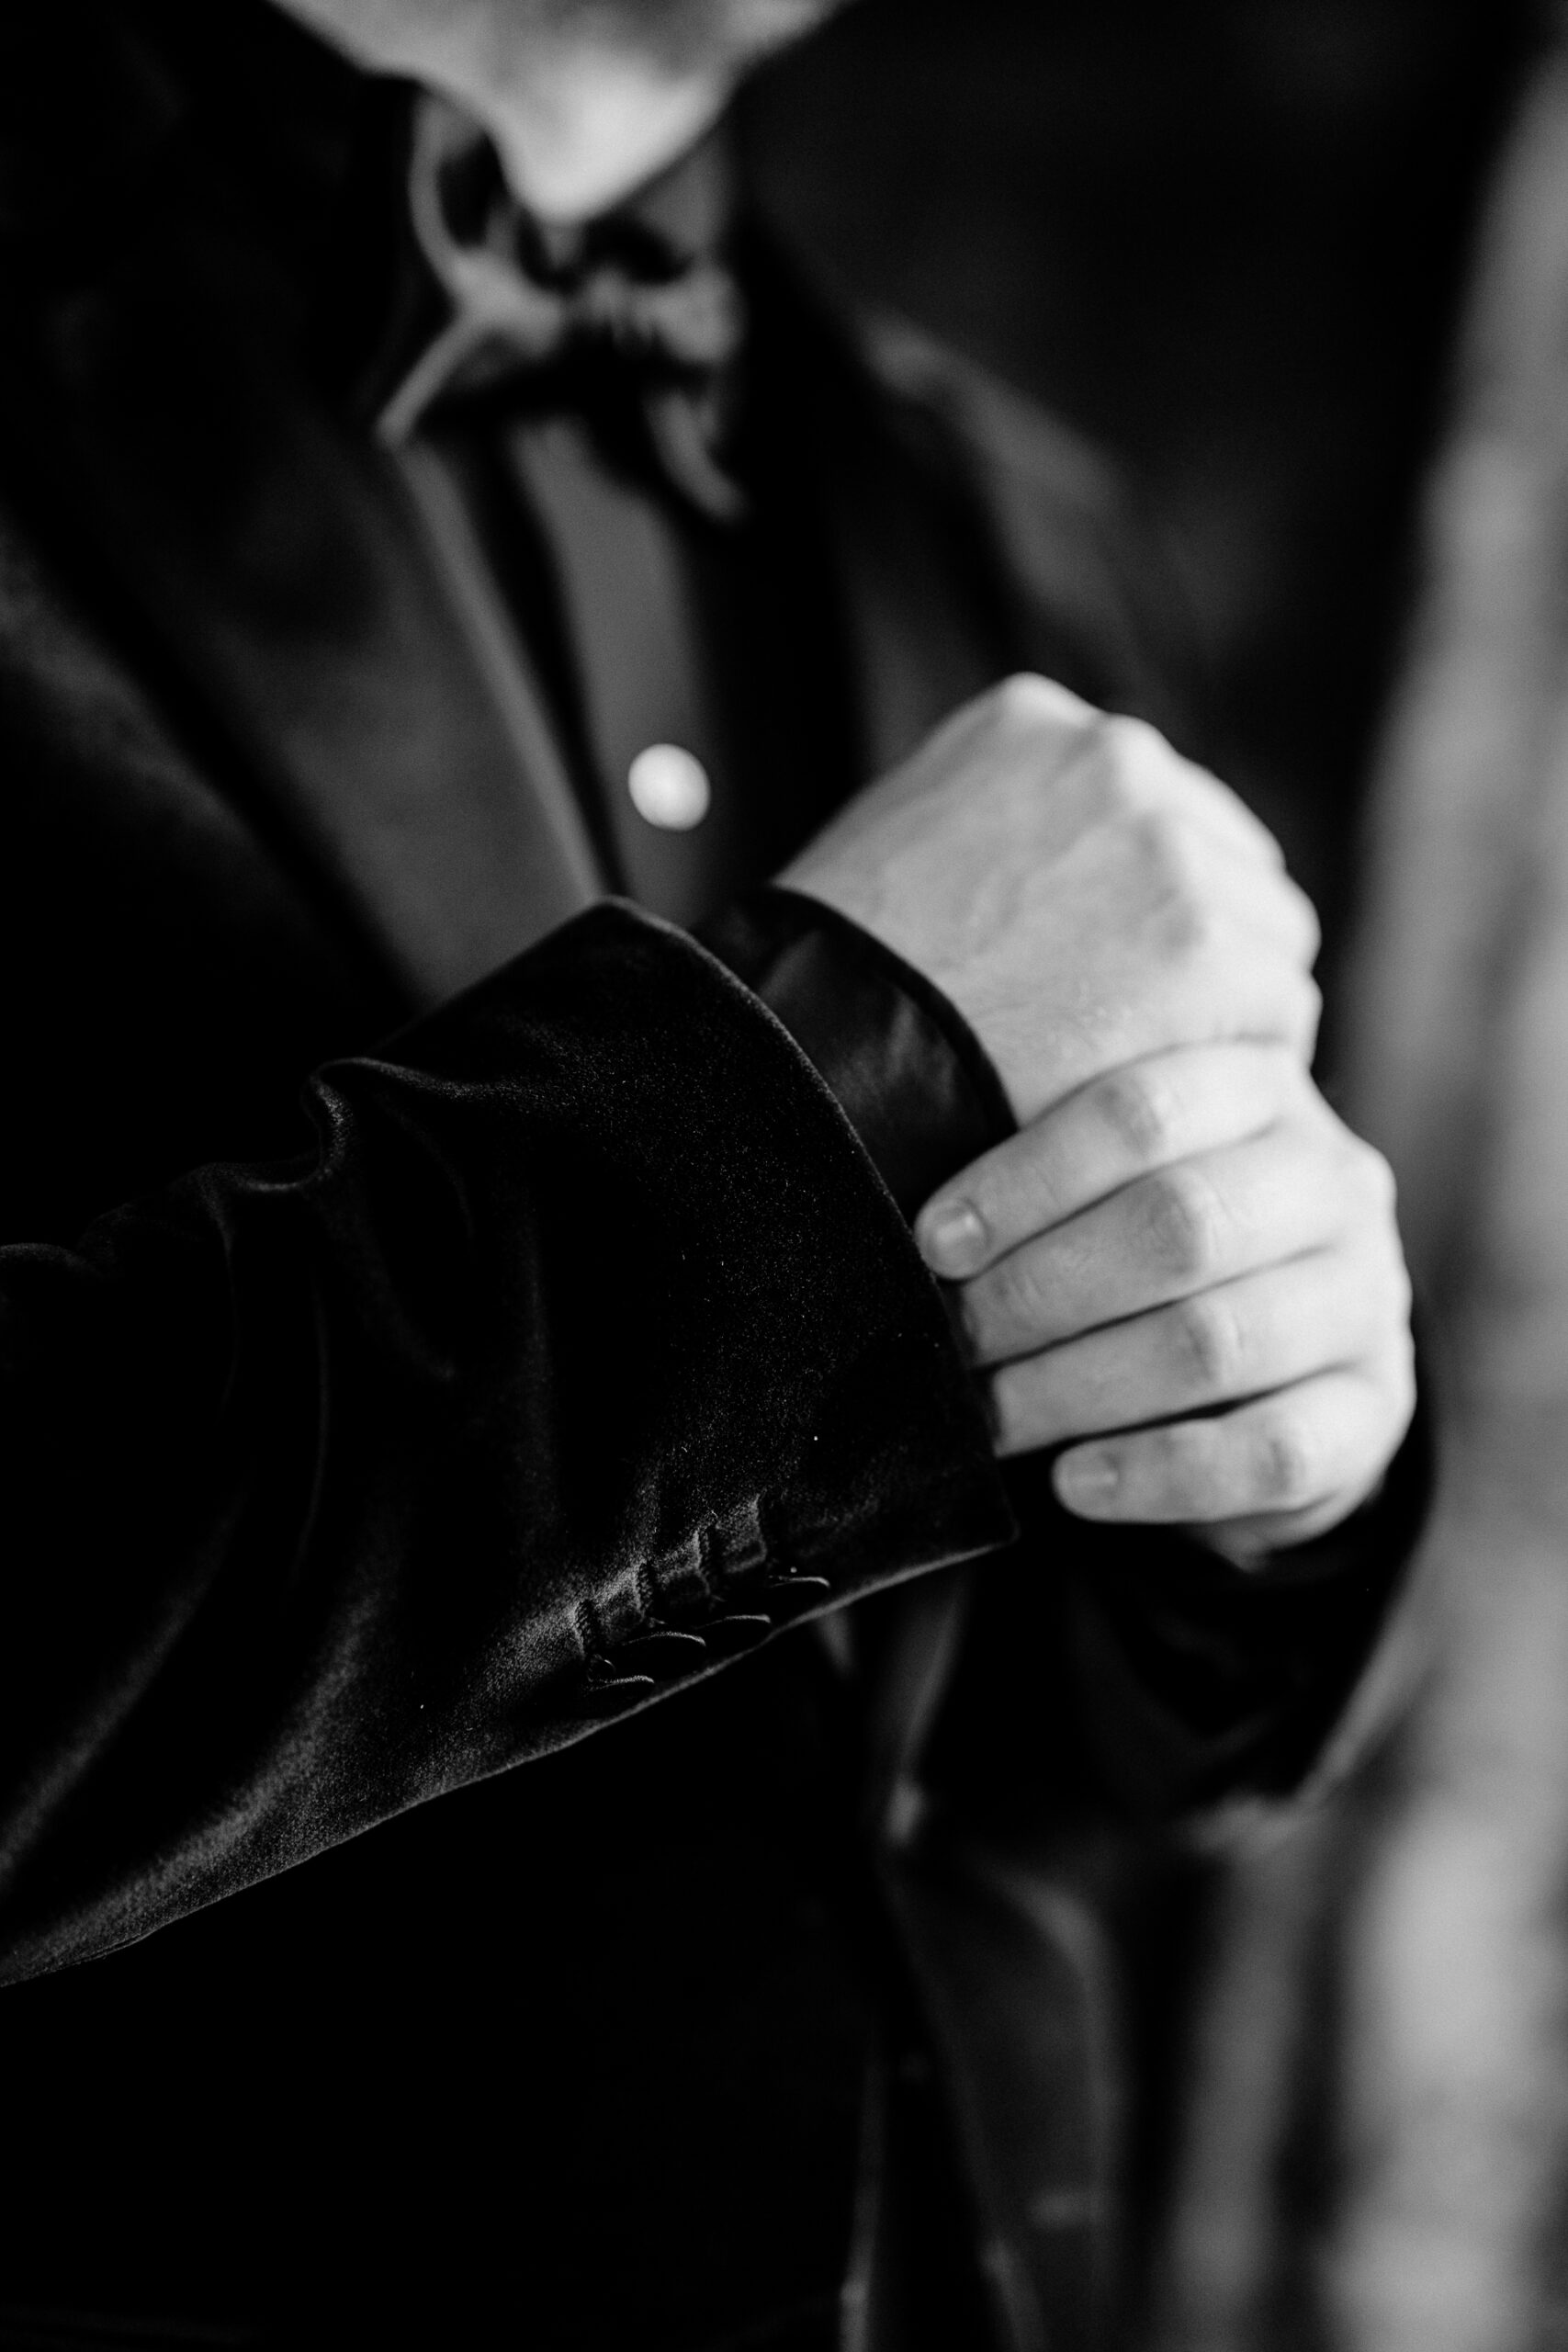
[0,8,1411,2348]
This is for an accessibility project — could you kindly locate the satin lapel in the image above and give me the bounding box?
[750,263,1015,778]
[825,459,1009,780]
[36,219,603,1013]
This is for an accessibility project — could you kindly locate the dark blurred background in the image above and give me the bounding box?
[739,20,1553,2329]
[741,0,1542,1007]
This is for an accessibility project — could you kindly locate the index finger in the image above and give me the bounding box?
[915,1041,1301,1280]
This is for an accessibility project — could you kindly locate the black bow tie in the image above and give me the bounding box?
[376,96,749,521]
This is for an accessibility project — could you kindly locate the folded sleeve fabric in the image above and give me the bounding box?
[0,900,1015,1985]
[699,883,1014,1219]
[704,880,1429,1816]
[932,1425,1427,1828]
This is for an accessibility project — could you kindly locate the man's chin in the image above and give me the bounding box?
[581,0,854,77]
[272,0,853,85]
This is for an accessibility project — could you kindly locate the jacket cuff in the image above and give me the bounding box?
[924,1401,1430,1830]
[1034,1395,1430,1817]
[697,885,1014,1219]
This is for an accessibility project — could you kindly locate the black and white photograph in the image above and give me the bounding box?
[0,3,1554,2346]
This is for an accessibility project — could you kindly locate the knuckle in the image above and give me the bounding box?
[1293,971,1324,1042]
[1390,1254,1415,1325]
[1096,1064,1174,1162]
[1390,1341,1418,1427]
[992,671,1065,731]
[1144,1165,1223,1283]
[1170,1289,1240,1393]
[1325,1131,1400,1239]
[1131,813,1214,951]
[1251,1408,1315,1508]
[1368,1252,1415,1352]
[1278,1053,1319,1113]
[1284,875,1324,961]
[1341,1245,1411,1361]
[1068,711,1135,813]
[1357,1139,1399,1216]
[1100,710,1161,782]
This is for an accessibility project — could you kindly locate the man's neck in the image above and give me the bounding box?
[272,3,739,222]
[469,47,735,224]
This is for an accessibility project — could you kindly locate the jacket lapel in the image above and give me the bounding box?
[33,210,603,1014]
[738,243,1017,781]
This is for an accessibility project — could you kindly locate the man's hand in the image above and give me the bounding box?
[784,672,1411,1557]
[915,1044,1416,1562]
[782,673,1322,1123]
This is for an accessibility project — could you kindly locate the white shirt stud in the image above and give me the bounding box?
[626,743,712,831]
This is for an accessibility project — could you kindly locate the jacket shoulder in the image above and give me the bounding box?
[860,313,1194,737]
[865,314,1121,534]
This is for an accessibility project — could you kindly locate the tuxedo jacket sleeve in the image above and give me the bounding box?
[0,897,1015,1987]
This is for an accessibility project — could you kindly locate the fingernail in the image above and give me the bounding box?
[918,1199,987,1277]
[1055,1448,1121,1515]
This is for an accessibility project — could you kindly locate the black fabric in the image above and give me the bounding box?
[700,885,1015,1221]
[931,1421,1429,1840]
[0,6,1426,2346]
[0,901,1015,1987]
